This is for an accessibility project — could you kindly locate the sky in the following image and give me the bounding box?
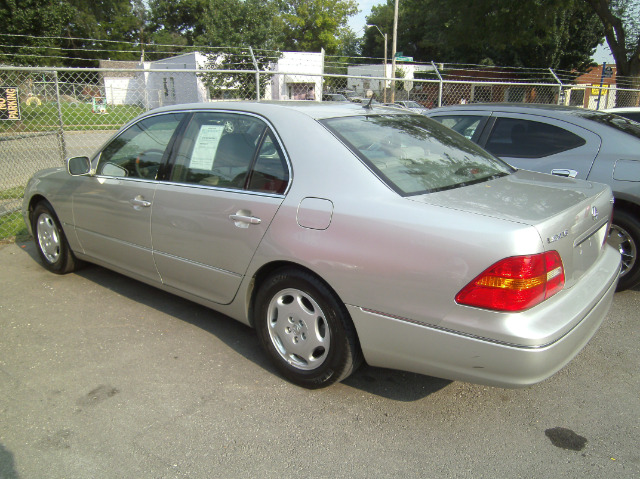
[348,0,615,64]
[347,0,383,35]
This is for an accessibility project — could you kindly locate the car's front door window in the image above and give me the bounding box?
[97,113,184,179]
[170,112,289,194]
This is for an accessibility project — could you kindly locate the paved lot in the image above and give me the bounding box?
[1,240,638,478]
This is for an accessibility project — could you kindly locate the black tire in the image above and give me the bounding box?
[32,202,79,274]
[608,209,640,291]
[254,267,363,389]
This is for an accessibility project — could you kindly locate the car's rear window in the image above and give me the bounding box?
[322,114,513,196]
[579,111,640,140]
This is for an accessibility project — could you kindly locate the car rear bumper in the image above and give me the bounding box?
[348,246,620,388]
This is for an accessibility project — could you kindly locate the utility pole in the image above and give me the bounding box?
[390,0,399,103]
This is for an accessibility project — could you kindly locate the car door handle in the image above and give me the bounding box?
[129,196,151,208]
[229,214,261,227]
[551,169,578,178]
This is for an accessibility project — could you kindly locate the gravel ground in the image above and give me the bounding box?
[1,240,638,479]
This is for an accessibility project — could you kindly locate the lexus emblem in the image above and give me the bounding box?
[591,206,599,221]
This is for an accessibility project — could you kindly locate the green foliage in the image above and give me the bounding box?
[0,103,144,133]
[0,211,28,241]
[280,0,358,55]
[362,0,603,70]
[0,0,75,66]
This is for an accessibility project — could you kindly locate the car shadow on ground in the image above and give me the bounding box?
[18,240,451,401]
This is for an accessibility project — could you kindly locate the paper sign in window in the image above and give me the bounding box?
[190,125,225,170]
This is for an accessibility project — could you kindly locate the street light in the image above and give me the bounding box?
[366,24,388,103]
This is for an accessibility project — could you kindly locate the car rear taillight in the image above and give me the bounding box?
[455,252,565,312]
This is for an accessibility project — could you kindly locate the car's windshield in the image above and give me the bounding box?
[322,114,513,196]
[580,111,640,140]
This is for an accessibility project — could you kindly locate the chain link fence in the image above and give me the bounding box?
[1,61,639,239]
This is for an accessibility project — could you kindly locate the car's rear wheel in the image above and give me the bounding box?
[608,209,640,291]
[32,202,79,274]
[254,268,362,388]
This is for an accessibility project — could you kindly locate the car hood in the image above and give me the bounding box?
[409,169,615,287]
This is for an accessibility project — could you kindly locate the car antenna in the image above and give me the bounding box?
[363,96,374,110]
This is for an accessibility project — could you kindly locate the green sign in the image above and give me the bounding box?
[395,56,413,62]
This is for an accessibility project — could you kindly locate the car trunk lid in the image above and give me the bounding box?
[409,169,614,288]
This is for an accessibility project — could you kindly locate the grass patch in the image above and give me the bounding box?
[1,186,25,200]
[0,211,28,241]
[0,102,144,133]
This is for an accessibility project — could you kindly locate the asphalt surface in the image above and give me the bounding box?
[1,240,638,479]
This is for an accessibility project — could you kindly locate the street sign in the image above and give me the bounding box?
[395,56,413,62]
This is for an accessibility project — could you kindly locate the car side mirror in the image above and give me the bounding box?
[67,156,91,176]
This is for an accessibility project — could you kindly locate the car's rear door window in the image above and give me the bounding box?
[169,112,289,194]
[484,117,586,158]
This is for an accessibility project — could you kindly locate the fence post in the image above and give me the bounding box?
[549,68,563,105]
[53,71,67,161]
[431,61,443,107]
[249,46,260,101]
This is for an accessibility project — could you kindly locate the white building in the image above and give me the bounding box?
[100,51,326,108]
[346,63,435,97]
[268,51,324,101]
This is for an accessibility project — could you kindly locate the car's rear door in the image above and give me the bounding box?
[478,113,602,180]
[151,111,290,304]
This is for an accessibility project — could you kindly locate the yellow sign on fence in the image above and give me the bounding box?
[591,84,609,96]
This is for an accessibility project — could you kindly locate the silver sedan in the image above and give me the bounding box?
[22,102,620,389]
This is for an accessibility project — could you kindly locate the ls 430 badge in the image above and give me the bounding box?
[547,230,569,243]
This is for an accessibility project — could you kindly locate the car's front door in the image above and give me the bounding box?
[72,113,186,282]
[151,111,290,304]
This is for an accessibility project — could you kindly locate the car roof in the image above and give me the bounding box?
[426,102,632,125]
[143,101,406,121]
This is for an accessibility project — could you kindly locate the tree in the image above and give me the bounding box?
[149,0,284,50]
[63,0,143,65]
[583,0,640,102]
[0,0,75,66]
[280,0,358,55]
[362,0,603,71]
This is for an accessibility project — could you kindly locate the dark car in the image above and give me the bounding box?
[425,103,640,290]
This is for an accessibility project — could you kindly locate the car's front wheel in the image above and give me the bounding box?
[32,202,79,274]
[608,209,640,291]
[254,268,362,388]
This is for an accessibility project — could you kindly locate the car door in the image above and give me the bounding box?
[479,113,602,180]
[151,111,290,304]
[72,112,186,282]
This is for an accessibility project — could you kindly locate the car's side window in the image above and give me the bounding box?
[485,117,587,158]
[171,112,288,194]
[248,131,289,194]
[97,114,184,179]
[430,115,486,141]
